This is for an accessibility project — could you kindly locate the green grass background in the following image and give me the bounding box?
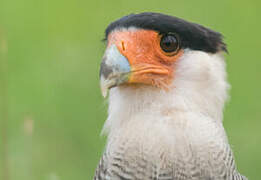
[0,0,260,179]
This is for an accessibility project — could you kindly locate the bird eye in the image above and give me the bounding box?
[160,34,179,54]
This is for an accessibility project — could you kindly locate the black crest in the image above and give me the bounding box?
[105,12,227,53]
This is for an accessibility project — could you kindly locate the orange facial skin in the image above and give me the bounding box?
[107,29,183,89]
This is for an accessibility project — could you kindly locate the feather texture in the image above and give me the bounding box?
[94,50,247,180]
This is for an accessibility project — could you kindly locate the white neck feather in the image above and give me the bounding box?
[103,50,230,141]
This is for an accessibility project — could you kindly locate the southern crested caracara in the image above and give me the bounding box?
[95,12,247,180]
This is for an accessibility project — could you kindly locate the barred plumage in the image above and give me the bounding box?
[94,111,247,180]
[94,144,247,180]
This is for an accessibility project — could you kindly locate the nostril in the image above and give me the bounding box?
[121,41,126,51]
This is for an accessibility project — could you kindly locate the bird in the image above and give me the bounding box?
[95,12,247,180]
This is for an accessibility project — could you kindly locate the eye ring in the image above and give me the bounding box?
[159,33,180,56]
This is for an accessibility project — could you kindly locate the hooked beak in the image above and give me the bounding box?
[99,44,131,97]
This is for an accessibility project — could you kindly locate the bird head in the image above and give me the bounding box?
[100,13,227,97]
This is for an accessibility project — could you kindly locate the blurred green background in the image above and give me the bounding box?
[0,0,260,179]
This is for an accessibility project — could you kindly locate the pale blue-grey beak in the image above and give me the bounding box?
[99,44,131,97]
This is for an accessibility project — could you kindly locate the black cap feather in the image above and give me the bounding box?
[105,12,227,53]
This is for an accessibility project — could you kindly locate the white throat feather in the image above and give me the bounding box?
[103,50,229,137]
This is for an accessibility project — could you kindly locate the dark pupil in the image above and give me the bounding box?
[160,35,178,53]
